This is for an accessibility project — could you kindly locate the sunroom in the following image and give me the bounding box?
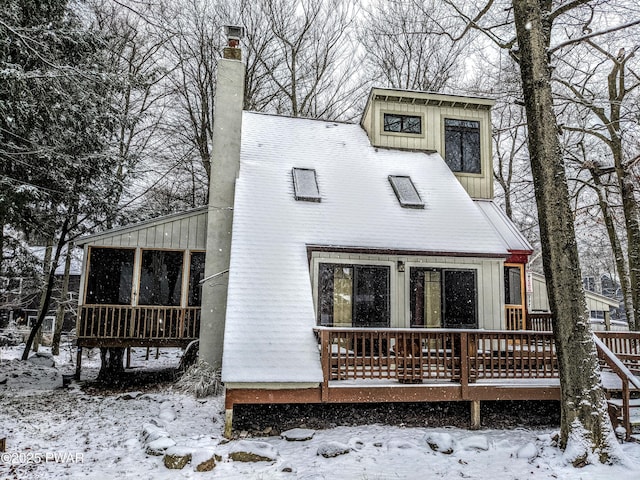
[75,208,207,352]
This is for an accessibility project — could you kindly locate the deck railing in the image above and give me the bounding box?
[526,313,554,332]
[595,331,640,374]
[314,327,559,384]
[78,305,201,341]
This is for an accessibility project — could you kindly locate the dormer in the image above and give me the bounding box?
[360,88,495,199]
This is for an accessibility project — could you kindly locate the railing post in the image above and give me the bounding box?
[460,331,469,399]
[320,329,330,402]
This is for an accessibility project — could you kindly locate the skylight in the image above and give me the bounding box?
[388,175,424,209]
[292,168,321,202]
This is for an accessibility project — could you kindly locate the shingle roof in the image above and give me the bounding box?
[222,112,512,384]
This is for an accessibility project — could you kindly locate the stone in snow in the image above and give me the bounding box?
[317,441,351,458]
[516,442,539,461]
[228,440,278,462]
[424,432,455,454]
[146,437,176,456]
[281,428,315,441]
[458,435,489,451]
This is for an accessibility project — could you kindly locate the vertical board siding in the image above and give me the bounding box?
[82,211,208,251]
[369,97,493,199]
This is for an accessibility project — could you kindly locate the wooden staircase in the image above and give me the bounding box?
[594,332,640,442]
[606,397,640,442]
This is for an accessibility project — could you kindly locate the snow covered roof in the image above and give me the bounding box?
[474,199,533,253]
[222,112,516,384]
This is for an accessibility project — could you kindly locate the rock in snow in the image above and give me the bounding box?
[191,448,219,472]
[163,446,192,470]
[281,428,316,441]
[458,435,490,451]
[317,441,351,458]
[516,442,539,461]
[228,440,278,462]
[424,432,455,454]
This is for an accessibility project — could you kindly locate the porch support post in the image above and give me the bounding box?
[224,392,235,439]
[320,328,330,402]
[126,347,131,368]
[75,346,82,380]
[460,332,469,399]
[470,400,481,429]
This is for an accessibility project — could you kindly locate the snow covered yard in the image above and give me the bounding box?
[1,345,640,480]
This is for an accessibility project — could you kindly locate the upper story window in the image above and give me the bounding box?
[384,113,422,134]
[388,175,424,209]
[444,118,481,174]
[292,167,321,202]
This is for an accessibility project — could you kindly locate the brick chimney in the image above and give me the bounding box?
[199,26,245,368]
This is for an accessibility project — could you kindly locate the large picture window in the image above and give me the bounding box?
[318,264,390,327]
[139,250,184,306]
[444,118,481,174]
[85,248,135,305]
[410,268,477,328]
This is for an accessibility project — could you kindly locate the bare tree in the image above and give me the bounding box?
[242,0,364,120]
[423,0,637,462]
[554,38,640,330]
[358,0,471,93]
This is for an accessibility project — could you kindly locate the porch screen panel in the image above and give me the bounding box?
[188,252,206,306]
[443,270,477,328]
[85,248,134,304]
[139,250,183,306]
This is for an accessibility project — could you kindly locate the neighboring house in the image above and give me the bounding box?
[528,271,627,331]
[0,246,81,335]
[74,35,639,437]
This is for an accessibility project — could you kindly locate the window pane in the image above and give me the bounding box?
[504,266,522,305]
[443,270,477,328]
[384,114,402,132]
[444,130,463,171]
[318,263,389,327]
[389,176,424,208]
[188,252,206,306]
[85,248,134,304]
[292,168,321,202]
[139,250,184,306]
[410,269,442,328]
[354,266,390,327]
[383,114,421,134]
[462,129,481,173]
[444,119,480,174]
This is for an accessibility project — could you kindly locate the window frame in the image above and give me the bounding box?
[316,261,392,328]
[443,117,482,175]
[409,266,478,329]
[381,111,425,137]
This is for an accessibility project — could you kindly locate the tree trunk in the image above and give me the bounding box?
[21,219,70,360]
[97,347,125,383]
[512,0,619,464]
[33,241,53,352]
[51,245,72,355]
[587,165,633,330]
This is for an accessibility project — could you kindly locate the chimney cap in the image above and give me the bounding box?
[224,25,245,42]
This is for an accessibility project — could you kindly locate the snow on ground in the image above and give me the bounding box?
[1,344,640,480]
